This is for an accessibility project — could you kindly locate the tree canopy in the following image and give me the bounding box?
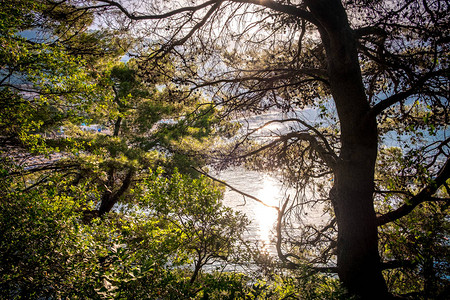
[1,0,449,299]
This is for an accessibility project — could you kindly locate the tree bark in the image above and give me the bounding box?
[305,0,389,297]
[98,169,134,216]
[113,115,122,137]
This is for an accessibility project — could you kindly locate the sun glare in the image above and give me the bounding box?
[255,176,280,251]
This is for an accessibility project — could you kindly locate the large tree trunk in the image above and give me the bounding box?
[333,144,388,298]
[305,0,389,297]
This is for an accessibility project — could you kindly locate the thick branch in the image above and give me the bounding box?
[232,0,318,26]
[160,1,223,54]
[7,163,79,177]
[377,158,450,226]
[98,0,220,20]
[99,0,319,30]
[98,169,135,216]
[276,196,290,262]
[381,260,417,270]
[369,70,448,117]
[191,68,328,89]
[311,266,338,273]
[238,131,337,170]
[354,26,388,38]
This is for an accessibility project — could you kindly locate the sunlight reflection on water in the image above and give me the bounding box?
[217,168,283,255]
[217,166,328,257]
[216,110,326,255]
[255,176,281,252]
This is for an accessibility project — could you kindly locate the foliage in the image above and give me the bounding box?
[380,202,450,298]
[0,2,249,298]
[0,165,251,299]
[141,168,250,283]
[79,0,449,297]
[1,0,449,298]
[0,0,119,154]
[0,0,234,217]
[376,146,450,298]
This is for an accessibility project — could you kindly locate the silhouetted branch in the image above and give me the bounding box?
[98,0,220,20]
[369,70,448,117]
[381,260,417,270]
[377,158,450,226]
[236,131,337,169]
[192,167,279,210]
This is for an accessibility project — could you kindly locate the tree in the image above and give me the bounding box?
[0,0,233,220]
[0,5,247,292]
[66,58,232,219]
[82,0,449,298]
[0,0,125,153]
[0,161,250,299]
[141,168,249,288]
